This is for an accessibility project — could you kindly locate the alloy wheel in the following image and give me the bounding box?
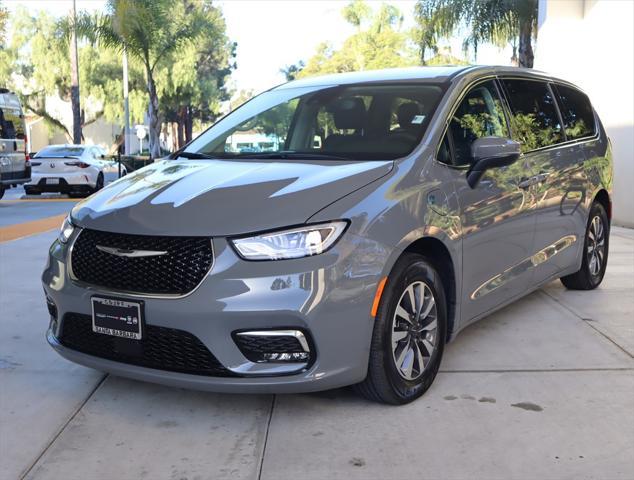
[587,215,605,276]
[391,281,438,381]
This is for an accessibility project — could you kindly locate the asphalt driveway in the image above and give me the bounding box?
[1,201,632,480]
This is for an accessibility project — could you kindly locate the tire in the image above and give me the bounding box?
[354,253,447,405]
[24,187,41,195]
[561,202,609,290]
[0,184,5,200]
[93,173,104,193]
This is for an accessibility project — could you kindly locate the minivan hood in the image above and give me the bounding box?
[71,158,393,236]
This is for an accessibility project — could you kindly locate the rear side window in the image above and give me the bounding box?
[0,107,25,140]
[501,79,563,152]
[554,85,595,140]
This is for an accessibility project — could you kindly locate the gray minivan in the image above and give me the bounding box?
[0,89,30,199]
[44,66,612,404]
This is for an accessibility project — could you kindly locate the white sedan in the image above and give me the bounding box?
[25,144,127,197]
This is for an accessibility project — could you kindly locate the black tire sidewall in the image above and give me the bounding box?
[583,203,610,287]
[375,255,447,402]
[95,173,104,191]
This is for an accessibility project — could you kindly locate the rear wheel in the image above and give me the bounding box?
[93,173,104,193]
[0,184,5,199]
[561,202,609,290]
[354,253,447,404]
[24,186,41,195]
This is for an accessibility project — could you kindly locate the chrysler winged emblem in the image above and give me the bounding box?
[96,245,168,258]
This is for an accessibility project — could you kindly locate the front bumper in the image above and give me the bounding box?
[43,231,390,393]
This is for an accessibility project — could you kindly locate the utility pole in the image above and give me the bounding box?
[122,47,130,154]
[69,0,81,144]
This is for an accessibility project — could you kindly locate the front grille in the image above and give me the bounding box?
[59,313,236,377]
[71,229,214,295]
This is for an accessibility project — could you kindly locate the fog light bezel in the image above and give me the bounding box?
[232,328,315,368]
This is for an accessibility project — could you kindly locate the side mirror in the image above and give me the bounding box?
[466,137,521,188]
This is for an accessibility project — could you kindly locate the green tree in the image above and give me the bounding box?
[0,7,145,142]
[158,1,236,148]
[299,1,416,78]
[416,0,538,67]
[0,1,8,47]
[93,0,207,158]
[280,61,305,81]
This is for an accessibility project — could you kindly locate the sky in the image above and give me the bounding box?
[6,0,512,94]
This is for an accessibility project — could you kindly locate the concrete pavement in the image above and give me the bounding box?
[1,204,632,479]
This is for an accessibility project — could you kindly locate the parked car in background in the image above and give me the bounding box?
[44,66,612,404]
[25,144,126,197]
[0,89,31,199]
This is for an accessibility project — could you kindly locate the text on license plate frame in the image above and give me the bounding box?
[91,296,144,340]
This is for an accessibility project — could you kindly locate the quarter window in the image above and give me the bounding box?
[501,79,563,152]
[554,85,595,140]
[444,80,509,166]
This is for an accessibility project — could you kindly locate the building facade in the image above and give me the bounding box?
[536,0,634,226]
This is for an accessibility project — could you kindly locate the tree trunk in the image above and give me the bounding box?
[177,106,186,148]
[518,19,534,68]
[69,0,81,144]
[146,70,161,159]
[184,106,193,143]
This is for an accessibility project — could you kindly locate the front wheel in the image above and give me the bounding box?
[354,253,447,404]
[561,202,609,290]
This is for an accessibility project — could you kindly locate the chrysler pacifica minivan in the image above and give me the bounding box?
[44,66,612,404]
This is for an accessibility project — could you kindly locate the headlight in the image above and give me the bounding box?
[231,221,348,261]
[58,216,75,244]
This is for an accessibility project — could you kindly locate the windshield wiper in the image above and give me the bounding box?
[234,151,352,161]
[175,151,218,160]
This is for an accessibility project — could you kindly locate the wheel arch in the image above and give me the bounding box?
[399,236,458,342]
[593,189,611,223]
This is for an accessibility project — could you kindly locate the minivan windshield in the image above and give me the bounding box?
[185,83,444,161]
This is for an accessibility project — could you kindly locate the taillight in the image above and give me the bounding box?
[24,134,29,161]
[64,161,90,168]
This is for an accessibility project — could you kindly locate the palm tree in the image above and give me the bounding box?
[415,0,538,68]
[91,0,204,158]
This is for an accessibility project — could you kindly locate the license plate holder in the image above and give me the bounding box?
[91,296,144,340]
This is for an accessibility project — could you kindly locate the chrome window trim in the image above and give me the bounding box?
[433,73,600,169]
[497,76,600,151]
[235,330,311,353]
[67,227,216,300]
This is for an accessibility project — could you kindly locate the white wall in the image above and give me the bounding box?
[535,0,634,227]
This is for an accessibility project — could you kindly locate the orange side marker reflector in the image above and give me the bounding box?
[371,277,388,317]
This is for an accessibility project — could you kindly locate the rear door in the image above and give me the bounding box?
[0,104,27,177]
[440,79,537,321]
[500,78,583,284]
